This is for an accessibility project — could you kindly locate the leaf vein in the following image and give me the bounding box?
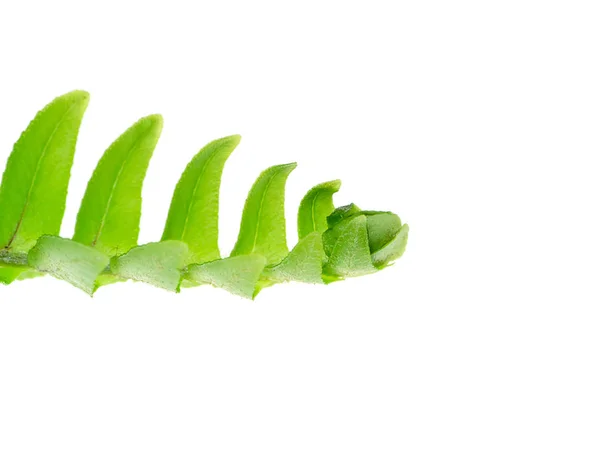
[90,134,146,249]
[4,101,79,250]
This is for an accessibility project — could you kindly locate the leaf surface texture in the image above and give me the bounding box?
[0,91,89,253]
[230,163,296,265]
[162,135,240,264]
[73,115,163,257]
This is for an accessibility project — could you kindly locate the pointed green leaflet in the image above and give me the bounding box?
[0,91,89,254]
[73,115,163,257]
[297,180,341,239]
[162,135,240,265]
[230,163,296,265]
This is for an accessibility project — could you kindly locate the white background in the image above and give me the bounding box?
[1,1,599,448]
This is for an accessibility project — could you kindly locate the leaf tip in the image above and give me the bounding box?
[60,90,90,109]
[279,162,298,173]
[143,113,164,128]
[67,89,90,99]
[328,179,342,191]
[225,134,242,145]
[134,114,164,138]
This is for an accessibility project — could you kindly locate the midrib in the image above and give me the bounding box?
[309,190,321,234]
[248,171,279,255]
[180,148,221,243]
[4,102,78,250]
[90,134,147,248]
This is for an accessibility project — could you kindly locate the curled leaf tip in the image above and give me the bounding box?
[222,134,242,144]
[161,133,243,265]
[230,162,297,264]
[322,205,408,278]
[141,113,164,128]
[298,179,342,239]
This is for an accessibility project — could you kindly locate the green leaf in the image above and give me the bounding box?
[0,91,89,254]
[371,223,409,269]
[73,115,163,257]
[95,271,122,288]
[361,211,403,253]
[0,263,28,285]
[326,203,362,228]
[110,241,188,292]
[297,180,341,240]
[323,206,408,276]
[230,163,296,265]
[162,135,240,264]
[324,215,376,277]
[16,269,44,281]
[0,252,35,284]
[28,236,110,295]
[322,214,353,256]
[186,254,267,299]
[0,90,409,296]
[262,231,325,284]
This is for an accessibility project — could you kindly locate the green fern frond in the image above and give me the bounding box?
[0,91,409,298]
